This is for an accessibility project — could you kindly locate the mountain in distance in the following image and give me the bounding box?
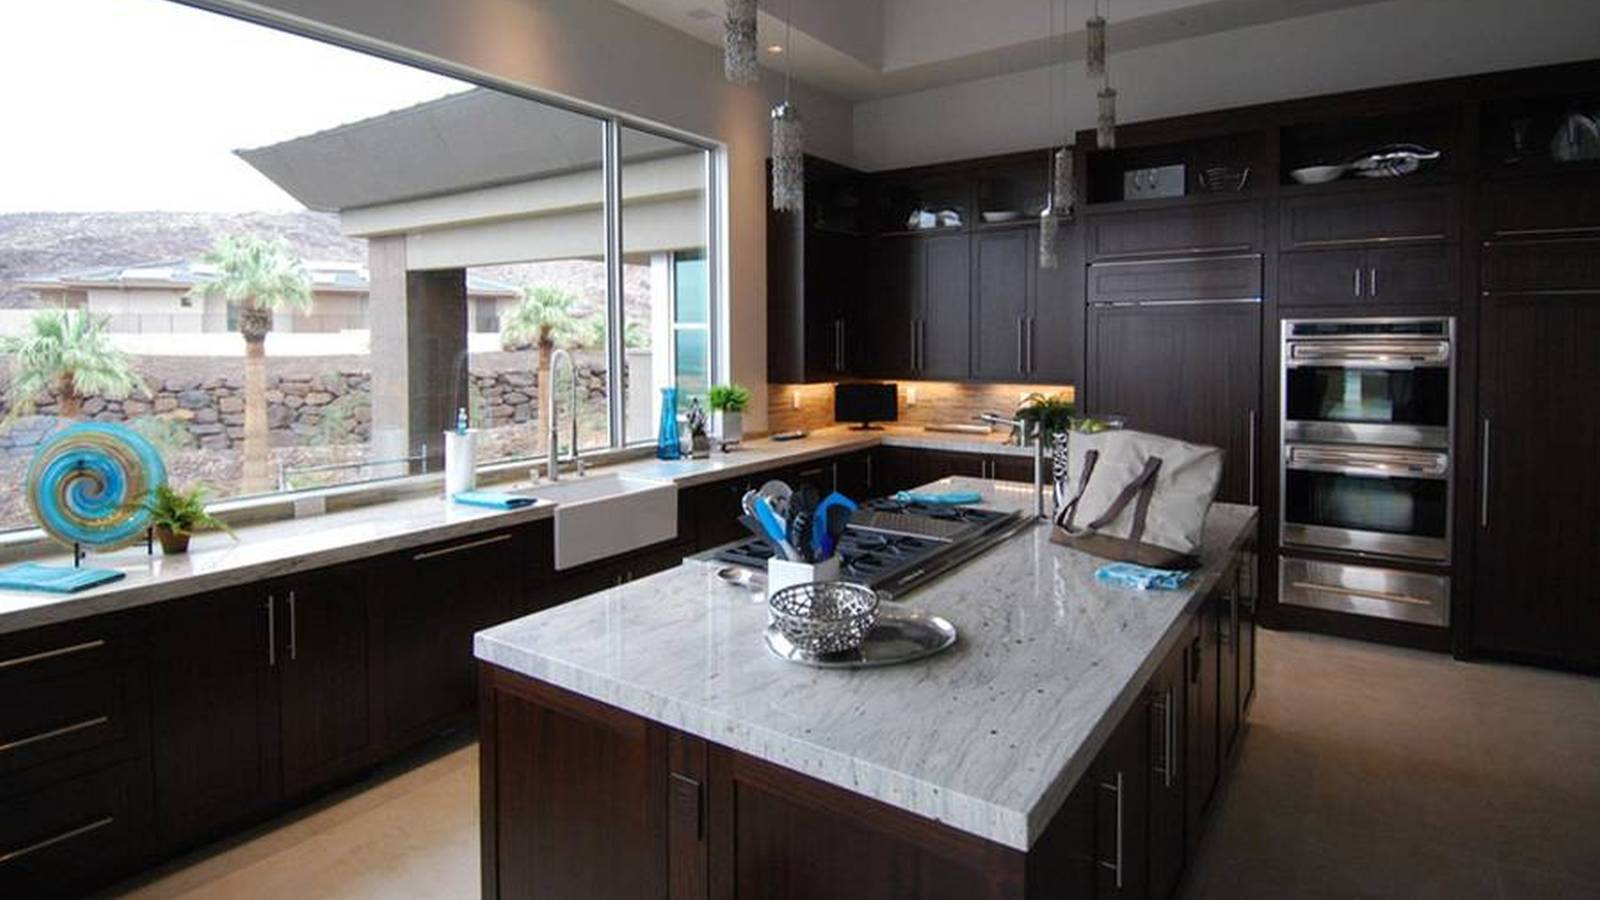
[0,210,363,306]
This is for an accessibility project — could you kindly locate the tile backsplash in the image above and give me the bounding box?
[766,382,1076,434]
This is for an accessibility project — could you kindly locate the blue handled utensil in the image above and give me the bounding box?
[812,492,858,561]
[753,496,799,561]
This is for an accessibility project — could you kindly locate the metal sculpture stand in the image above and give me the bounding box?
[72,527,153,568]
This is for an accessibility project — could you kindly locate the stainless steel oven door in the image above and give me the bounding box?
[1281,444,1451,562]
[1283,339,1452,447]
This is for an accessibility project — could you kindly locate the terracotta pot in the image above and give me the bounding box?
[154,525,191,555]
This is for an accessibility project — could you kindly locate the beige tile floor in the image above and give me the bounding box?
[110,629,1600,899]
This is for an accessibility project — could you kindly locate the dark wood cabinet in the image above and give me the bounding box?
[379,529,533,751]
[923,234,973,379]
[972,227,1033,380]
[768,159,867,383]
[1085,201,1262,261]
[479,671,667,899]
[864,235,919,377]
[0,759,154,899]
[833,450,875,499]
[149,586,281,847]
[1087,254,1263,306]
[1088,678,1150,899]
[1474,289,1600,671]
[1482,172,1600,239]
[1280,186,1459,249]
[972,226,1084,383]
[277,565,376,797]
[1280,245,1458,308]
[1216,570,1242,764]
[1087,301,1262,504]
[1146,624,1191,900]
[1482,238,1600,294]
[856,213,977,383]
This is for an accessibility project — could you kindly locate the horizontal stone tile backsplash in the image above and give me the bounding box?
[766,381,1075,435]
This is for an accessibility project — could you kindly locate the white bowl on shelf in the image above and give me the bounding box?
[981,210,1022,223]
[1290,165,1345,184]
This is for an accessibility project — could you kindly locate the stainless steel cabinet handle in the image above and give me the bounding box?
[265,596,276,668]
[1354,267,1362,297]
[909,319,918,370]
[287,590,298,663]
[1480,418,1491,529]
[412,532,514,561]
[1027,317,1035,373]
[1150,690,1174,789]
[830,462,839,493]
[0,816,115,865]
[1017,317,1025,373]
[1098,772,1125,889]
[0,715,111,755]
[1369,266,1378,297]
[834,319,845,370]
[1247,409,1257,505]
[0,639,105,672]
[920,320,928,371]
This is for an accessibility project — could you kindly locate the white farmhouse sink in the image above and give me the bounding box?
[522,473,678,571]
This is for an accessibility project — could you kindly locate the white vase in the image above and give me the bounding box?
[714,410,743,447]
[766,556,842,605]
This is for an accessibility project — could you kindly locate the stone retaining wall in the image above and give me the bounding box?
[0,364,608,457]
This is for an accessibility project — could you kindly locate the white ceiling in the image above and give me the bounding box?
[613,0,1392,99]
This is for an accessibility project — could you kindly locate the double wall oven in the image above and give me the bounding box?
[1278,318,1454,627]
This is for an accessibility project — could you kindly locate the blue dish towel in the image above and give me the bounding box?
[1095,562,1192,591]
[452,490,538,510]
[893,490,984,506]
[0,562,126,594]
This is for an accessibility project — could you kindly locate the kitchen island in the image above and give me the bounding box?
[474,477,1259,898]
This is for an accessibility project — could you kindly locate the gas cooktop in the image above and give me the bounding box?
[704,496,1024,598]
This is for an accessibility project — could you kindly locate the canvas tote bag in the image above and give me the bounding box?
[1050,429,1223,569]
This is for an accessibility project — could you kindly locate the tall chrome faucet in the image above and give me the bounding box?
[545,349,585,481]
[976,412,1047,520]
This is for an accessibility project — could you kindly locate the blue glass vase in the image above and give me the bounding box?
[656,387,681,460]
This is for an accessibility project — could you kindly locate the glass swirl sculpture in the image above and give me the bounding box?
[26,422,167,550]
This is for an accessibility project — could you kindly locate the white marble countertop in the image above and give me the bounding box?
[475,477,1257,851]
[0,426,1025,635]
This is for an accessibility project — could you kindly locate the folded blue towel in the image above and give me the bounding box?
[0,562,126,594]
[452,490,538,510]
[1095,562,1192,591]
[894,490,984,506]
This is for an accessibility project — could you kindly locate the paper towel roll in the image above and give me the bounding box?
[445,430,477,497]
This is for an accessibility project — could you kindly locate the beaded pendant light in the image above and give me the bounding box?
[1040,1,1074,268]
[770,0,804,212]
[723,0,759,85]
[1090,0,1117,149]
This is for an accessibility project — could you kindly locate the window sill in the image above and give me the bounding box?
[0,444,658,563]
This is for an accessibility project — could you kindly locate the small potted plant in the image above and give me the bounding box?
[708,384,751,448]
[138,484,237,554]
[1015,392,1077,442]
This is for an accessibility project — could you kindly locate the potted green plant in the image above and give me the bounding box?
[136,484,237,554]
[707,384,751,447]
[1014,392,1077,441]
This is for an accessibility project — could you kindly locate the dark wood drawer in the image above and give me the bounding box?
[0,620,149,794]
[1483,173,1600,239]
[1281,187,1458,249]
[1483,239,1600,294]
[0,759,153,898]
[1086,201,1262,261]
[0,659,148,790]
[1088,254,1262,304]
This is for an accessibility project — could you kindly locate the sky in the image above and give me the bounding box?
[0,0,470,213]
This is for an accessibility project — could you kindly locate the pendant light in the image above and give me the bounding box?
[1040,0,1073,268]
[723,0,759,85]
[1090,0,1117,149]
[770,0,804,212]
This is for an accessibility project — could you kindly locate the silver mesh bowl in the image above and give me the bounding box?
[768,581,879,656]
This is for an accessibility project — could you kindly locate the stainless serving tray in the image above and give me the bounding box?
[764,612,958,668]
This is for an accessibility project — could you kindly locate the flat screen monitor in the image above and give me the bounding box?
[834,382,898,430]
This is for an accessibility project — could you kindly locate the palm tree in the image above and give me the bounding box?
[189,234,312,493]
[501,285,583,452]
[0,308,144,422]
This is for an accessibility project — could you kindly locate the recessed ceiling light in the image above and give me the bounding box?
[766,44,785,53]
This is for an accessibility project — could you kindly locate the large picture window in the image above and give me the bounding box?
[0,0,718,534]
